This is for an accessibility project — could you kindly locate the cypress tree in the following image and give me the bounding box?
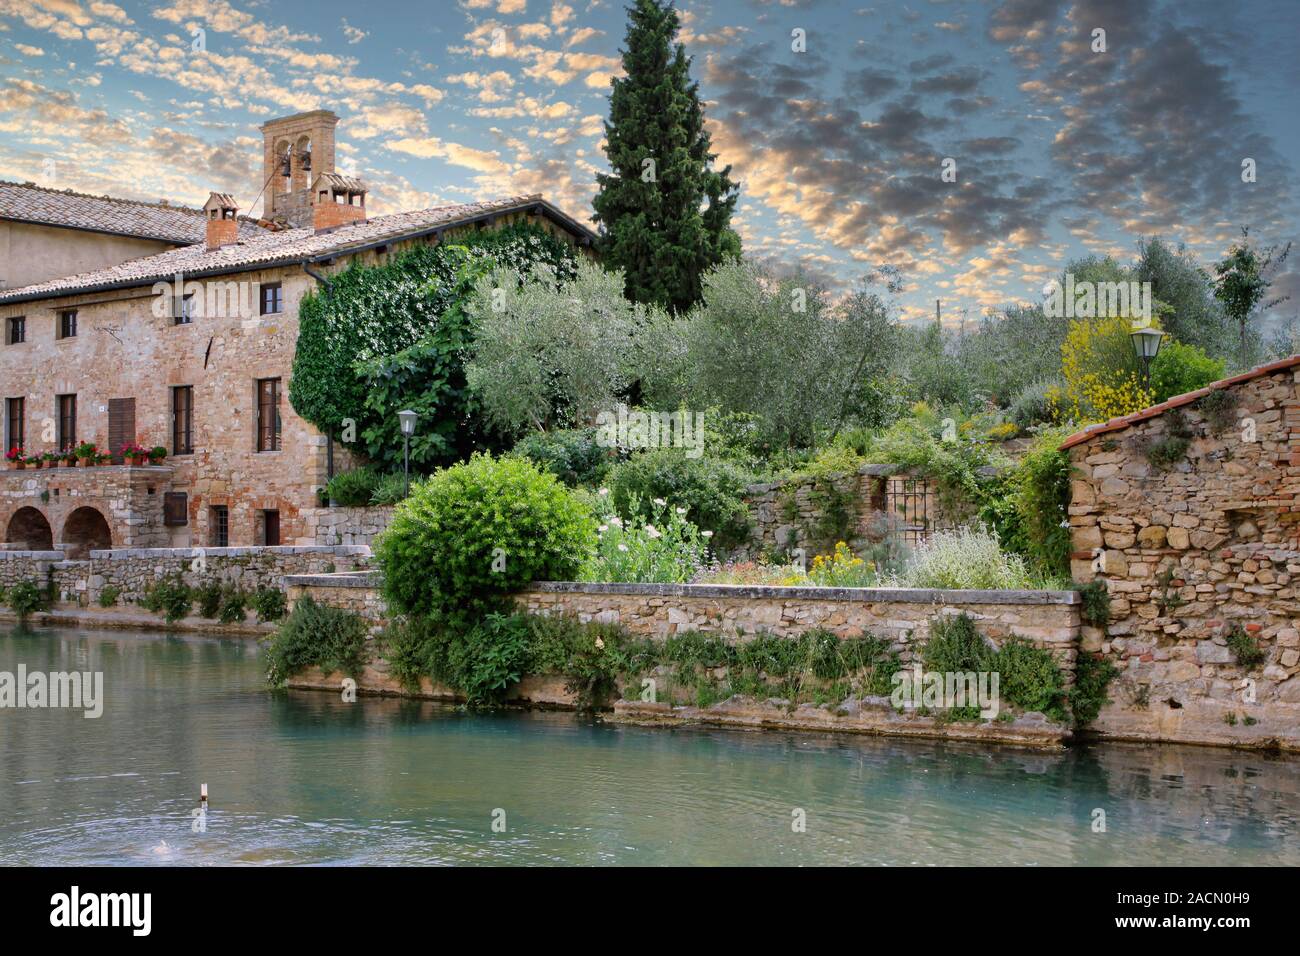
[592,0,740,313]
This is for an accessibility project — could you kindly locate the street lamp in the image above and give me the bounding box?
[1130,326,1165,391]
[397,409,417,495]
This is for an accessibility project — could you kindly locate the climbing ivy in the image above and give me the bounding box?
[289,223,580,470]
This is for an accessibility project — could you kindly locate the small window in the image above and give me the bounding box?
[58,309,77,339]
[4,397,23,452]
[56,394,76,451]
[172,386,193,455]
[256,378,281,451]
[210,505,229,547]
[259,283,283,316]
[174,293,195,325]
[5,316,24,345]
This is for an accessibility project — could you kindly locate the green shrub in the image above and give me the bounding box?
[1144,408,1193,471]
[1008,380,1060,430]
[374,452,596,617]
[1197,388,1238,434]
[216,585,248,624]
[1074,579,1111,627]
[97,585,121,608]
[195,581,224,619]
[8,580,47,622]
[580,496,711,583]
[994,637,1066,719]
[1225,624,1266,667]
[606,448,753,551]
[923,613,997,674]
[1070,651,1119,727]
[1150,340,1225,404]
[369,472,410,506]
[1010,427,1073,577]
[894,526,1036,590]
[513,427,621,487]
[326,467,381,507]
[264,595,370,687]
[140,574,192,623]
[251,586,287,622]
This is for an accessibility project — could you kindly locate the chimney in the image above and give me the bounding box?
[311,173,368,234]
[203,192,240,250]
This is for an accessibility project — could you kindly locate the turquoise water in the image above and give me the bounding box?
[1,624,1299,866]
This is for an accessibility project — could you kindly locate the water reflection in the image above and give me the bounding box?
[1,625,1298,865]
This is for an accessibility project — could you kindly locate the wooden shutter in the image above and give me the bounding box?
[107,398,135,462]
[164,492,188,526]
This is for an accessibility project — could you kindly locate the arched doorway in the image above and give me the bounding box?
[62,507,112,558]
[5,507,54,550]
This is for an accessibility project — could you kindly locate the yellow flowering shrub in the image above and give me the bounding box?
[1060,316,1154,421]
[807,541,876,587]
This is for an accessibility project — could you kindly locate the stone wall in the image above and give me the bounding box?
[1065,359,1300,749]
[299,506,394,547]
[0,544,370,606]
[737,464,978,560]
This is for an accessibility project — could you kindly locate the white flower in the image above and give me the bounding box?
[645,525,661,538]
[653,498,667,508]
[701,530,714,539]
[617,543,628,552]
[676,507,687,516]
[598,487,609,496]
[599,524,608,533]
[609,516,622,527]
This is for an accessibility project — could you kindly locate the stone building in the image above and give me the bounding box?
[0,179,269,291]
[0,110,595,553]
[1062,355,1300,747]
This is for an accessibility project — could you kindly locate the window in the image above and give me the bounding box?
[172,386,193,455]
[4,397,23,452]
[5,316,24,345]
[259,283,283,316]
[58,310,77,339]
[256,378,281,451]
[56,394,76,451]
[261,510,280,546]
[164,492,189,527]
[209,506,229,547]
[174,293,195,325]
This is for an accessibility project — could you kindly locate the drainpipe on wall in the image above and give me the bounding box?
[302,261,338,497]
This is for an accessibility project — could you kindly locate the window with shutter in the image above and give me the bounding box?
[164,492,188,526]
[107,398,135,462]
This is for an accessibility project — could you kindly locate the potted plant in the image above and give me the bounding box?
[62,447,78,467]
[121,442,149,466]
[74,441,98,466]
[43,451,61,468]
[7,446,25,470]
[26,453,43,469]
[148,446,167,465]
[95,451,113,466]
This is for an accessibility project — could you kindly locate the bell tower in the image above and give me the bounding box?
[258,110,339,227]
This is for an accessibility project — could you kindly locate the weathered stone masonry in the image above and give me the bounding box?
[1064,356,1300,749]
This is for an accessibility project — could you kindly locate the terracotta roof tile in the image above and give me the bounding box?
[0,194,595,305]
[1058,354,1300,450]
[0,180,267,244]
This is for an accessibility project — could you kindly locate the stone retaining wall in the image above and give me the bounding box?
[1065,360,1300,750]
[298,506,395,547]
[1,545,371,606]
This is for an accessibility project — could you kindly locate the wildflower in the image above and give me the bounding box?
[645,525,661,538]
[701,530,714,539]
[599,524,608,533]
[676,507,687,516]
[609,516,623,527]
[617,543,628,552]
[598,488,609,497]
[653,498,666,508]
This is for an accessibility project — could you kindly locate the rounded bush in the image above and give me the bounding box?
[605,448,752,551]
[374,453,597,617]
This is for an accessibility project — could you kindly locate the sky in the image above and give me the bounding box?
[0,0,1297,326]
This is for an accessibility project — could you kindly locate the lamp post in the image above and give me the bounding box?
[397,410,417,495]
[1130,326,1165,392]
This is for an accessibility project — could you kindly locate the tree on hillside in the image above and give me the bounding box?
[592,0,741,313]
[1134,236,1230,357]
[1214,226,1293,367]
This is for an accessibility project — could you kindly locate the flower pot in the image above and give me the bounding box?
[130,456,148,467]
[12,461,24,470]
